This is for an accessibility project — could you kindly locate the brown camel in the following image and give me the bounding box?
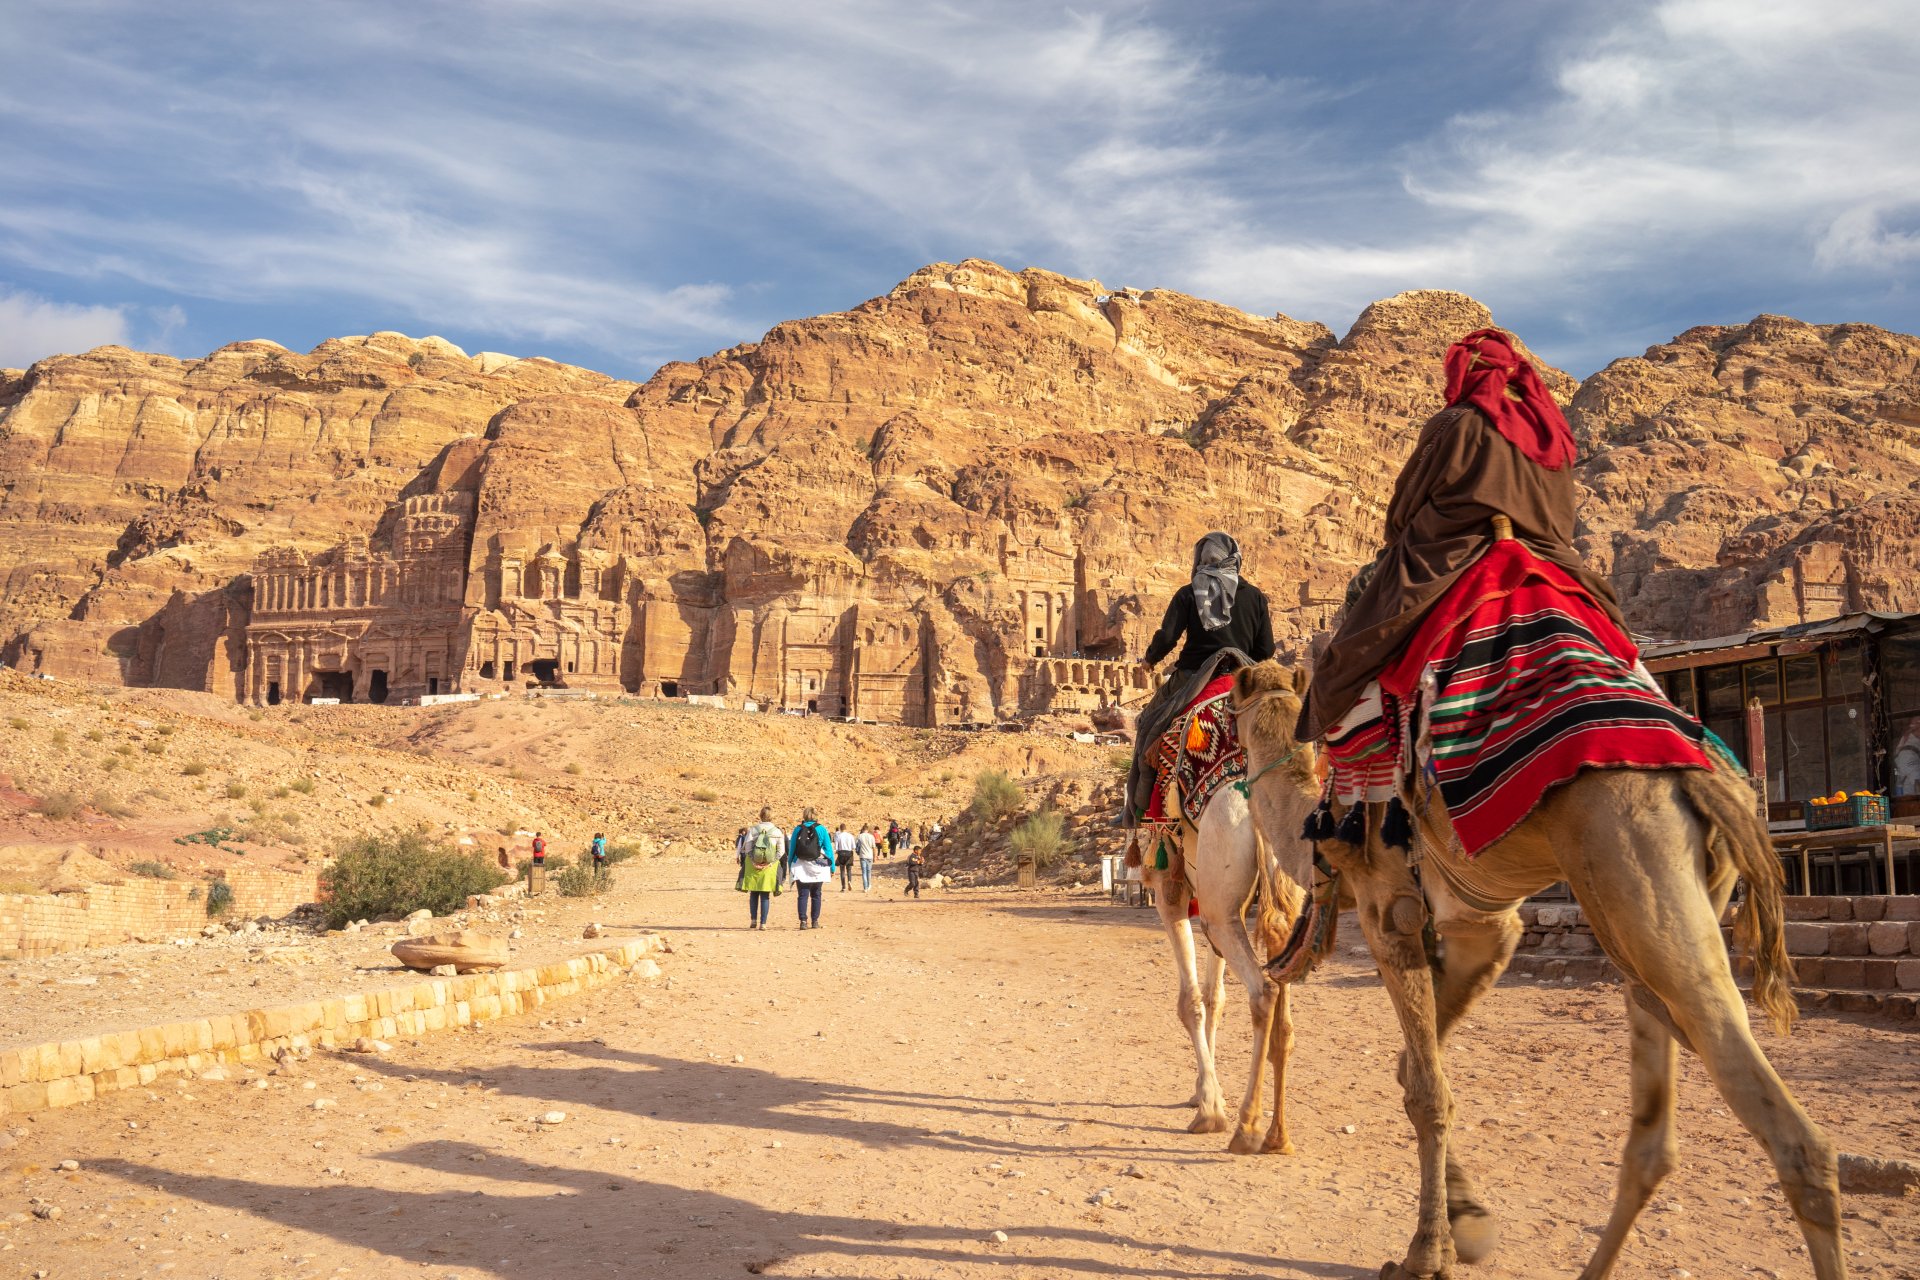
[1231,661,1841,1280]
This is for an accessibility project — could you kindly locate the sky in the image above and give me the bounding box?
[1,0,1917,380]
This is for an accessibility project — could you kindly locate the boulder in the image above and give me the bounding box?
[391,930,509,973]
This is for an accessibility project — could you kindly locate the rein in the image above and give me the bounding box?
[1233,744,1303,798]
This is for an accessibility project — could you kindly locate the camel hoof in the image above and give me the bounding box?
[1448,1208,1499,1264]
[1378,1264,1442,1280]
[1187,1112,1230,1135]
[1226,1127,1261,1155]
[1261,1135,1296,1155]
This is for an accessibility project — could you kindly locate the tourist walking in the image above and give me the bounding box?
[590,832,608,871]
[856,824,877,891]
[905,844,924,898]
[531,832,548,866]
[788,807,834,929]
[834,822,856,891]
[886,819,901,858]
[737,808,784,930]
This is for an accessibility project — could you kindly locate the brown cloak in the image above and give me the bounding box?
[1298,404,1625,742]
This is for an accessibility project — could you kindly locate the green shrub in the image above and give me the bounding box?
[318,827,510,929]
[604,842,643,865]
[205,879,233,917]
[1009,809,1067,868]
[32,791,82,820]
[969,770,1023,823]
[130,860,178,880]
[182,760,207,777]
[290,777,317,795]
[225,781,247,799]
[555,862,613,897]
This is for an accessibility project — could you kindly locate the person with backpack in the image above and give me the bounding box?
[787,806,834,930]
[885,819,901,858]
[590,832,608,870]
[737,807,784,929]
[531,832,547,866]
[834,822,856,891]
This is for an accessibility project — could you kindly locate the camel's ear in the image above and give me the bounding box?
[1290,665,1311,696]
[1233,667,1252,698]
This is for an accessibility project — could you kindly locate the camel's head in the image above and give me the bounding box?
[1231,660,1310,758]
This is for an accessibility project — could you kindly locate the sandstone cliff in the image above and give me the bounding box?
[3,262,1917,718]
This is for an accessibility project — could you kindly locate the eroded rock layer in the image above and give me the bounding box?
[3,262,1918,720]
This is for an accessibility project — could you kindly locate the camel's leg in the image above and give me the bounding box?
[1262,978,1296,1154]
[1426,899,1522,1264]
[1341,856,1455,1280]
[1576,990,1678,1280]
[1156,879,1230,1132]
[1562,782,1844,1279]
[1202,942,1228,1070]
[1205,901,1281,1155]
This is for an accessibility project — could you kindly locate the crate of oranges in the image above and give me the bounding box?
[1804,790,1890,831]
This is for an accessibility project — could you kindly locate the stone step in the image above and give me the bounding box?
[1505,953,1919,1025]
[1781,919,1919,958]
[1784,895,1920,923]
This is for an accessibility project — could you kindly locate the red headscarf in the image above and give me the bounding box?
[1442,328,1577,470]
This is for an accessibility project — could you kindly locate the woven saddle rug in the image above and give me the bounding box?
[1362,539,1708,859]
[1143,673,1245,829]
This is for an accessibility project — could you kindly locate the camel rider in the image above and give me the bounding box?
[1297,328,1628,745]
[1119,531,1274,826]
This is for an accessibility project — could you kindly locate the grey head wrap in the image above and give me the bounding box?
[1190,531,1241,630]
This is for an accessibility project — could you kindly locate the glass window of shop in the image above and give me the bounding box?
[1886,628,1920,799]
[1689,642,1871,809]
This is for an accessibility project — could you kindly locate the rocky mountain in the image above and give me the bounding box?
[2,260,1916,720]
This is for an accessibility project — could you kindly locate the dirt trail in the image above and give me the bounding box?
[2,854,1915,1278]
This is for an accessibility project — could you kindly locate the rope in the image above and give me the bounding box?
[1232,743,1304,798]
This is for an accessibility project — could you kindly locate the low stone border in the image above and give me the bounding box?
[0,933,667,1119]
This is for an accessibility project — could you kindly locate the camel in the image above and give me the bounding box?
[1137,750,1320,1154]
[1231,661,1841,1280]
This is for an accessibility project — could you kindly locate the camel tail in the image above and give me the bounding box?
[1684,768,1796,1034]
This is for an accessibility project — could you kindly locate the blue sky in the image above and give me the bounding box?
[1,0,1916,379]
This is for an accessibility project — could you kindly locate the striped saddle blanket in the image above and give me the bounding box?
[1144,673,1244,828]
[1326,540,1707,857]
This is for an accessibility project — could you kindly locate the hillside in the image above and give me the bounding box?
[4,263,1919,717]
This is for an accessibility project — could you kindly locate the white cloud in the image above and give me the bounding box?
[0,290,129,368]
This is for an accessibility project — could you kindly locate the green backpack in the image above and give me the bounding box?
[750,826,781,866]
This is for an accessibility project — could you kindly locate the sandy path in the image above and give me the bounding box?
[2,855,1915,1279]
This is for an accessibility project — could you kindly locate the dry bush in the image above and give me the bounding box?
[32,791,83,820]
[969,770,1023,823]
[91,791,135,819]
[1009,809,1067,868]
[290,777,316,795]
[129,860,178,880]
[182,760,208,777]
[225,781,247,799]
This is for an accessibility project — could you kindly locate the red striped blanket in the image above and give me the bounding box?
[1378,540,1707,856]
[1144,673,1244,827]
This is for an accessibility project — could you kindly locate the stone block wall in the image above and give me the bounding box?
[0,867,319,959]
[0,934,666,1119]
[1511,896,1919,1021]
